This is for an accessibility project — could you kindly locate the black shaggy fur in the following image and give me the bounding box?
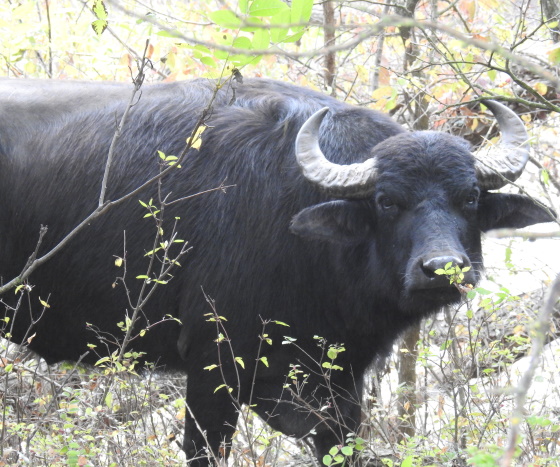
[0,77,553,465]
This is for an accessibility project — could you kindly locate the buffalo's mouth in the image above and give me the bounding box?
[399,252,480,314]
[400,284,465,315]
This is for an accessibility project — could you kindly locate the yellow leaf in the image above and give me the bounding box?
[114,257,123,267]
[534,82,548,96]
[176,407,186,420]
[92,0,108,20]
[459,0,477,21]
[91,19,108,36]
[355,64,369,83]
[24,61,37,75]
[549,46,560,65]
[39,298,50,308]
[189,125,206,150]
[372,85,393,100]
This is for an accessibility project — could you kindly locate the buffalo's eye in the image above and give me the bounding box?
[464,191,479,207]
[377,195,396,211]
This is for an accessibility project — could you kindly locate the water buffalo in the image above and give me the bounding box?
[0,77,553,465]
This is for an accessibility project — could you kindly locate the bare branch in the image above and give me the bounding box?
[500,272,560,466]
[99,39,150,207]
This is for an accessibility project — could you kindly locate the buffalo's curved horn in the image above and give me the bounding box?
[295,107,378,198]
[475,100,530,191]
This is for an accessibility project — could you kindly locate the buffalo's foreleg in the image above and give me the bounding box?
[183,371,241,466]
[312,392,364,465]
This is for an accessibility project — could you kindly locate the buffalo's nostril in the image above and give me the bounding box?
[421,256,465,279]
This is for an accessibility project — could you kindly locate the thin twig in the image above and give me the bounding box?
[500,272,560,466]
[99,39,150,207]
[108,3,560,89]
[486,229,560,239]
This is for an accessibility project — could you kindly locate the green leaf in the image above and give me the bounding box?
[156,29,180,38]
[240,16,263,33]
[270,8,291,42]
[210,10,242,28]
[216,333,226,343]
[283,30,306,43]
[91,19,108,36]
[354,437,366,451]
[230,54,257,67]
[323,454,333,466]
[250,0,289,17]
[401,456,415,467]
[239,0,249,14]
[341,446,353,456]
[505,246,512,265]
[204,364,218,371]
[259,356,269,367]
[291,0,313,23]
[273,320,290,327]
[95,356,110,365]
[235,357,245,369]
[252,28,270,50]
[92,0,108,20]
[200,56,217,68]
[232,36,252,50]
[91,0,108,35]
[542,168,550,185]
[193,45,212,56]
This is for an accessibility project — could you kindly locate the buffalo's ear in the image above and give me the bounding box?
[478,193,556,232]
[290,200,373,243]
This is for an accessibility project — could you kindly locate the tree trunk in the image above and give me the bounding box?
[323,0,336,93]
[542,0,560,43]
[394,0,428,442]
[396,323,420,441]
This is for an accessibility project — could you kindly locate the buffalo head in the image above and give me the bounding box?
[291,101,554,313]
